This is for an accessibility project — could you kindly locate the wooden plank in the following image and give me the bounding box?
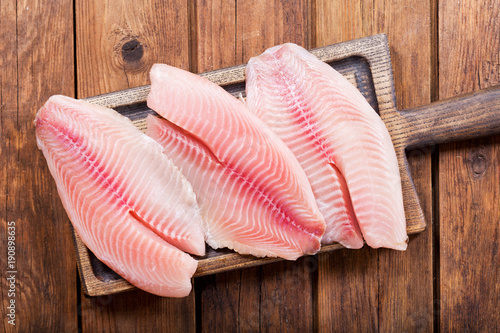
[80,290,195,332]
[316,248,379,331]
[374,1,434,331]
[198,269,261,331]
[313,0,373,48]
[75,0,190,98]
[314,1,434,331]
[75,1,196,332]
[0,1,23,331]
[0,0,77,331]
[236,0,311,58]
[193,0,236,72]
[260,257,316,331]
[438,0,500,330]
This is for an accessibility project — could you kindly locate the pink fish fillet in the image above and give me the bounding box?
[35,95,205,297]
[147,64,326,260]
[246,43,407,250]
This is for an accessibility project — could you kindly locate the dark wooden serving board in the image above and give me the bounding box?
[74,34,500,296]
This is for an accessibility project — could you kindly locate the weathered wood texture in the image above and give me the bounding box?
[438,0,500,331]
[75,0,190,98]
[75,0,196,331]
[2,0,499,331]
[0,0,77,331]
[314,1,435,331]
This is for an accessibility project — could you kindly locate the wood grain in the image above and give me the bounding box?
[375,2,434,331]
[438,0,500,330]
[75,0,190,98]
[316,247,379,331]
[259,257,315,331]
[192,0,236,73]
[313,0,373,47]
[236,0,311,60]
[0,0,22,331]
[198,269,261,332]
[75,1,196,331]
[80,290,196,332]
[314,1,434,331]
[0,0,77,331]
[3,0,498,329]
[400,87,500,149]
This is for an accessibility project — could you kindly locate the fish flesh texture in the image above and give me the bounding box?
[147,115,319,259]
[246,44,407,250]
[246,43,407,250]
[35,95,205,297]
[147,64,326,260]
[147,64,326,259]
[246,45,362,249]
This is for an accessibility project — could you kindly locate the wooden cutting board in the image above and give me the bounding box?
[74,33,500,296]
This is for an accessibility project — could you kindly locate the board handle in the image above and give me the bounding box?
[401,86,500,149]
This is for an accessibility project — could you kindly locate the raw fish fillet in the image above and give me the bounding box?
[246,43,407,250]
[35,95,205,297]
[147,64,326,260]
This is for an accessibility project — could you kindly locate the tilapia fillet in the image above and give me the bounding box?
[246,43,408,250]
[147,64,326,260]
[35,95,205,297]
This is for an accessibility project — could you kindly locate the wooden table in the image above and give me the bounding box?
[1,0,498,331]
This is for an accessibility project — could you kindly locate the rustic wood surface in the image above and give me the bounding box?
[438,1,500,331]
[0,0,78,331]
[1,0,499,332]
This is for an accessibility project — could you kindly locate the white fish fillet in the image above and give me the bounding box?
[147,64,326,260]
[35,95,205,297]
[246,43,407,250]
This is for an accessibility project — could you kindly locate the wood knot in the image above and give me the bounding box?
[467,150,488,176]
[121,39,144,64]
